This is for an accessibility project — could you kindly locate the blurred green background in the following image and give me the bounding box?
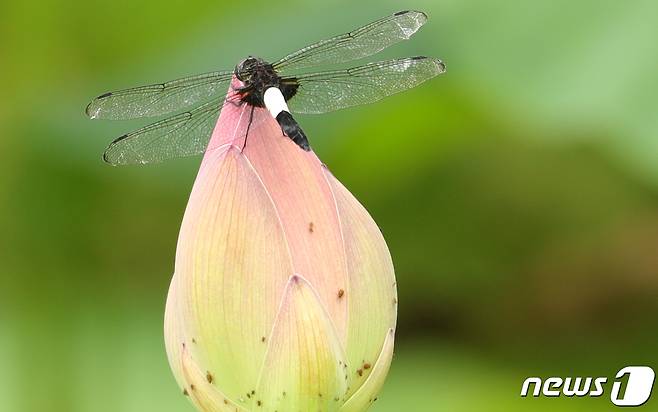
[2,0,658,410]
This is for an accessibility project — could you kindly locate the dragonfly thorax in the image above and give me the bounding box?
[234,57,283,106]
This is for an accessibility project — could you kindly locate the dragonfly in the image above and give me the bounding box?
[86,10,446,165]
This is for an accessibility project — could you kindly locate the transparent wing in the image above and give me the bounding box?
[86,71,233,120]
[284,57,445,114]
[273,10,427,72]
[102,97,225,165]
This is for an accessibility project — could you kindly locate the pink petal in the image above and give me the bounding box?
[323,169,397,395]
[169,144,294,402]
[255,275,348,411]
[340,329,395,411]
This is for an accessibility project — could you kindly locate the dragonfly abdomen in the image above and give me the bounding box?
[264,87,310,151]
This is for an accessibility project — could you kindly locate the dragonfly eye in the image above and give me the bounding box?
[235,58,258,82]
[237,70,252,82]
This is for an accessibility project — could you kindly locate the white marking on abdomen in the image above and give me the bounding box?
[264,87,290,118]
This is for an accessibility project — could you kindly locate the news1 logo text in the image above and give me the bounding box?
[521,366,655,407]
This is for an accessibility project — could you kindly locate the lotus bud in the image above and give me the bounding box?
[164,78,397,411]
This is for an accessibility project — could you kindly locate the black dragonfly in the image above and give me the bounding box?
[86,10,446,165]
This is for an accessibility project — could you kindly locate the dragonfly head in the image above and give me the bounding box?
[235,56,262,83]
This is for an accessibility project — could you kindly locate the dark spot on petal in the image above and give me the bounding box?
[257,400,262,406]
[183,389,189,396]
[338,289,345,299]
[363,363,371,370]
[357,368,363,376]
[190,384,196,391]
[206,371,214,383]
[308,222,314,233]
[261,336,266,342]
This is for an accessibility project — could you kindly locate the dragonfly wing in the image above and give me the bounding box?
[102,97,225,165]
[86,71,233,120]
[273,10,427,72]
[284,57,445,115]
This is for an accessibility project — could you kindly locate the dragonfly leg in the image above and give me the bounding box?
[241,105,256,152]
